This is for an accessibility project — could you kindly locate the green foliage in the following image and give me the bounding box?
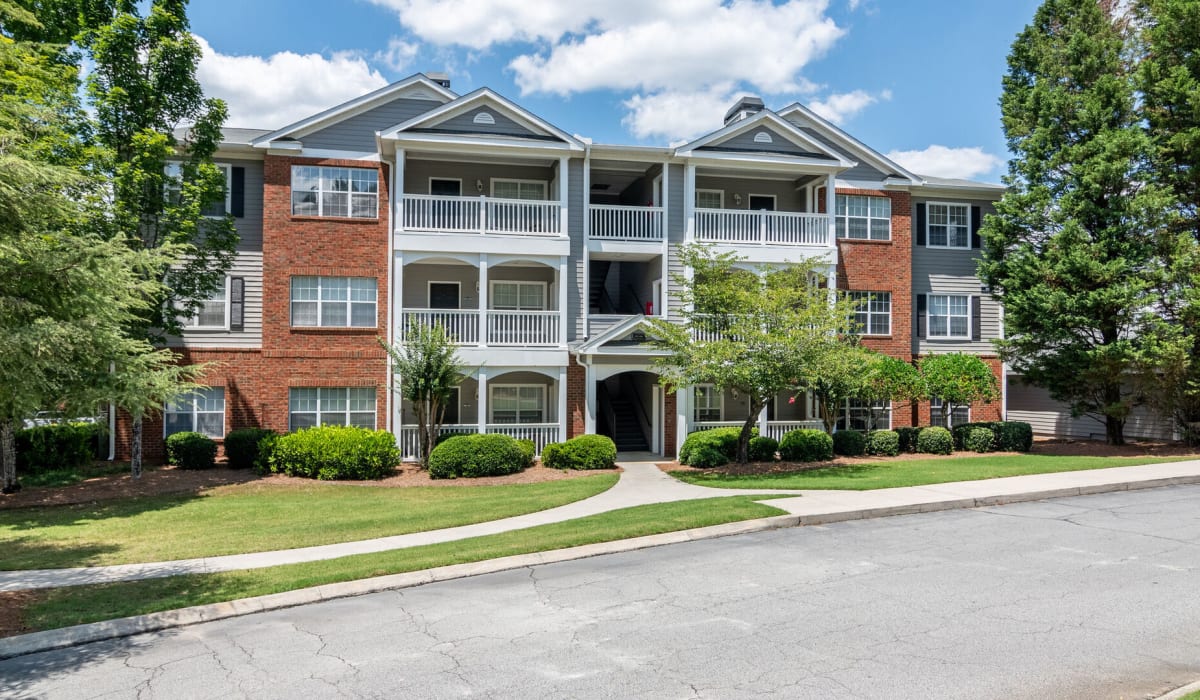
[747,436,779,462]
[15,423,106,473]
[832,430,866,457]
[917,426,953,455]
[895,427,921,453]
[382,325,465,468]
[779,429,834,463]
[542,435,617,471]
[952,422,998,451]
[515,439,536,469]
[427,434,528,479]
[679,427,758,468]
[165,432,216,470]
[865,430,900,457]
[919,354,999,429]
[996,421,1034,452]
[965,428,996,454]
[809,344,875,434]
[269,427,400,481]
[223,428,277,470]
[540,442,562,468]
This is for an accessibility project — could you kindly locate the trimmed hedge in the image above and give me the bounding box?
[917,426,953,455]
[832,430,866,457]
[542,434,617,471]
[428,433,528,479]
[269,426,400,480]
[679,427,758,468]
[965,427,995,453]
[516,439,536,469]
[165,432,218,470]
[15,422,106,473]
[779,428,834,463]
[950,421,1035,453]
[865,430,900,457]
[223,428,277,470]
[895,427,921,453]
[540,442,563,469]
[748,436,779,462]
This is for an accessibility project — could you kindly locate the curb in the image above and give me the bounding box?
[3,475,1199,661]
[1157,680,1200,700]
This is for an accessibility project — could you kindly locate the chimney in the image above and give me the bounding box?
[723,96,765,125]
[426,71,451,89]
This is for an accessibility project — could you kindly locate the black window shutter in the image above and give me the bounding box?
[916,294,927,339]
[970,205,982,248]
[971,295,982,341]
[230,277,245,331]
[230,167,245,218]
[915,203,926,246]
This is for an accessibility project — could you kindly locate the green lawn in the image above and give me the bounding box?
[19,495,784,633]
[0,474,618,570]
[671,455,1195,491]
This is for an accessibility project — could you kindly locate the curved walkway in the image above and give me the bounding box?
[0,458,809,592]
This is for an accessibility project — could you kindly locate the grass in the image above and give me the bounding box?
[19,463,138,489]
[0,474,618,570]
[18,495,784,633]
[670,454,1196,491]
[1180,688,1200,700]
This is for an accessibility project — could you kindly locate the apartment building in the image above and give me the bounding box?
[117,73,1006,461]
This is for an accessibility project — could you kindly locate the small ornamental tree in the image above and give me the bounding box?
[808,343,874,434]
[859,353,925,432]
[920,353,1000,429]
[382,324,465,468]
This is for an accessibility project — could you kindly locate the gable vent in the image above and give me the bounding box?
[473,111,496,125]
[753,131,773,144]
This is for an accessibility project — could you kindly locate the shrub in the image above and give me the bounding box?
[223,428,277,470]
[679,427,758,467]
[917,426,953,455]
[255,432,280,473]
[865,430,900,457]
[15,422,106,473]
[270,426,400,480]
[779,429,834,462]
[832,430,866,457]
[747,436,779,462]
[515,439,536,469]
[966,427,995,453]
[540,442,562,468]
[895,427,921,453]
[165,432,217,470]
[543,434,617,471]
[995,421,1034,452]
[952,422,999,451]
[427,433,527,479]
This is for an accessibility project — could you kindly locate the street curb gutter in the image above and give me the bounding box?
[1156,680,1200,700]
[4,475,1199,661]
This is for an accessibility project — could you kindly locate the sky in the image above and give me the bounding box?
[187,0,1044,183]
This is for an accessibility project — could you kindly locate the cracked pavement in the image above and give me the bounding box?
[3,485,1199,699]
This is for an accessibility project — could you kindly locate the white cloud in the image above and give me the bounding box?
[376,37,420,73]
[195,36,388,128]
[886,145,1004,180]
[622,85,741,142]
[808,88,890,124]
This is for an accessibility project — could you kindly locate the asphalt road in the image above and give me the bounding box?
[4,485,1200,699]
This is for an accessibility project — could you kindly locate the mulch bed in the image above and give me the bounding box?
[0,591,39,638]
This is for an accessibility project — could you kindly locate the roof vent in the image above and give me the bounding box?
[723,96,765,125]
[473,111,496,125]
[753,131,773,144]
[426,71,451,89]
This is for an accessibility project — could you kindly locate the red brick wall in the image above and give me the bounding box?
[912,355,1004,426]
[836,189,913,361]
[567,362,586,439]
[663,390,677,458]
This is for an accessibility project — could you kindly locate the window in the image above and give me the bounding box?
[491,179,546,200]
[927,203,970,248]
[695,189,723,209]
[836,399,891,432]
[166,162,231,217]
[291,276,377,327]
[490,281,546,311]
[165,388,225,438]
[490,385,545,424]
[836,195,891,240]
[289,387,376,431]
[748,194,776,211]
[931,397,970,428]
[291,165,378,218]
[928,294,970,338]
[694,385,722,422]
[184,277,229,329]
[429,178,462,196]
[849,291,891,336]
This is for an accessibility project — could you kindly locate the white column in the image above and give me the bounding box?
[584,362,596,434]
[477,369,488,434]
[684,163,697,242]
[827,263,838,307]
[478,253,489,346]
[675,388,689,456]
[394,148,405,232]
[558,256,569,346]
[825,173,836,246]
[758,404,769,437]
[559,156,569,235]
[557,366,568,443]
[661,163,670,320]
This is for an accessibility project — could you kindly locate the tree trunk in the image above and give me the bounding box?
[736,400,764,465]
[0,418,19,494]
[1105,414,1126,446]
[130,413,143,478]
[415,401,430,469]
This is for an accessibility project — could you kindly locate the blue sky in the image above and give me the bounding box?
[188,0,1042,182]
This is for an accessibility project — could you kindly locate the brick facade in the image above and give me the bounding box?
[911,355,1005,426]
[567,362,586,439]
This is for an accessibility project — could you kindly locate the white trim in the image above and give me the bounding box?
[288,387,378,431]
[290,275,379,328]
[488,383,548,424]
[205,163,232,218]
[488,280,548,311]
[473,111,496,125]
[926,293,971,339]
[379,88,585,150]
[427,177,462,196]
[848,290,891,337]
[747,193,777,211]
[695,188,724,209]
[290,164,380,219]
[164,387,226,439]
[835,193,892,241]
[753,131,774,144]
[490,177,549,200]
[924,201,972,250]
[930,397,971,428]
[693,384,723,422]
[426,280,461,309]
[777,102,921,184]
[182,276,231,331]
[674,109,853,168]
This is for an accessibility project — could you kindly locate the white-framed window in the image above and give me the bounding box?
[694,384,723,422]
[289,387,376,431]
[291,165,378,218]
[491,179,547,200]
[927,202,970,248]
[695,189,724,209]
[931,397,970,428]
[849,291,891,336]
[490,385,545,424]
[290,276,377,327]
[183,277,230,330]
[836,399,891,432]
[928,294,970,338]
[165,388,225,438]
[490,281,546,311]
[165,162,231,217]
[836,194,891,240]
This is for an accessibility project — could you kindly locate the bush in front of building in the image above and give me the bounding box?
[917,426,954,455]
[165,432,218,470]
[542,434,617,470]
[223,428,278,470]
[832,429,866,457]
[952,422,999,451]
[895,427,921,453]
[779,428,834,463]
[516,439,536,469]
[269,426,400,480]
[427,433,528,479]
[15,422,106,473]
[747,435,779,462]
[995,421,1034,452]
[965,427,995,453]
[679,427,759,468]
[865,430,900,457]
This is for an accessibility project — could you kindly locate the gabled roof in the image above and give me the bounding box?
[250,73,456,147]
[575,316,672,355]
[776,102,921,184]
[379,88,585,150]
[673,109,854,168]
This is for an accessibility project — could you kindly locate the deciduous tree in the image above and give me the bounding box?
[382,326,465,468]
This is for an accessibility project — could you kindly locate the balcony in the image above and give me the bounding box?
[691,420,824,441]
[399,309,560,347]
[401,194,562,236]
[589,204,664,241]
[695,209,830,246]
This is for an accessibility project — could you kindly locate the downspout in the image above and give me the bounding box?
[107,361,115,461]
[381,133,395,435]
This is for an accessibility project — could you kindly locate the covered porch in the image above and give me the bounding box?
[685,385,824,441]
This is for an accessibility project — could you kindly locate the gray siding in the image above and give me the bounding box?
[401,263,556,309]
[303,98,443,152]
[698,125,817,157]
[404,160,555,195]
[666,163,686,318]
[434,107,543,139]
[1007,378,1175,441]
[223,158,263,252]
[168,251,263,349]
[568,158,585,341]
[794,125,889,182]
[912,197,1001,355]
[694,175,805,212]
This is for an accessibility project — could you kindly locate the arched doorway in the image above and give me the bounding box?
[595,370,663,455]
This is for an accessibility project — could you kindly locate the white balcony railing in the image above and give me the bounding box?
[691,420,825,441]
[695,209,830,246]
[487,310,560,346]
[399,424,478,460]
[590,204,664,241]
[485,423,561,453]
[400,309,479,344]
[401,194,562,236]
